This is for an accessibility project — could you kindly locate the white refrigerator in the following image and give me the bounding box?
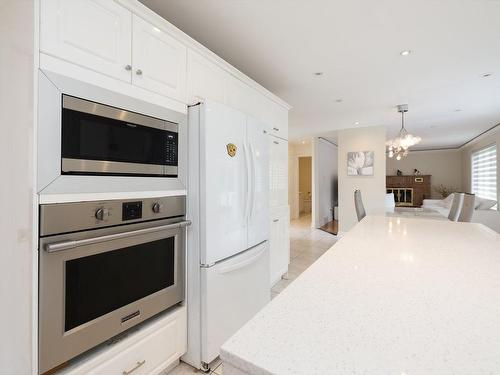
[185,101,270,371]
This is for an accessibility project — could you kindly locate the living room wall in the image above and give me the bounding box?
[386,149,463,198]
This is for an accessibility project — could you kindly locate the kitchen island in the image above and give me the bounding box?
[221,215,500,375]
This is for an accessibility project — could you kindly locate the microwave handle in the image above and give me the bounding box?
[45,220,191,253]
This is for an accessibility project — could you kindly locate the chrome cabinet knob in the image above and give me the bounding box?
[152,202,164,214]
[125,64,132,71]
[95,208,110,221]
[136,69,143,75]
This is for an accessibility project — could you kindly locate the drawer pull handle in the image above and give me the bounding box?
[273,127,280,131]
[273,219,279,222]
[273,141,279,145]
[123,360,146,375]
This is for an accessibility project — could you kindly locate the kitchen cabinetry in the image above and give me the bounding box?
[270,206,290,286]
[40,0,132,82]
[41,0,187,102]
[269,133,289,286]
[269,136,289,208]
[187,50,226,104]
[57,306,187,375]
[132,15,187,101]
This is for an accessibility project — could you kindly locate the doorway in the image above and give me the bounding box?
[298,156,312,225]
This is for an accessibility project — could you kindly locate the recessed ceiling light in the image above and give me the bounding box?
[482,72,493,78]
[313,72,323,76]
[400,50,411,56]
[354,121,360,125]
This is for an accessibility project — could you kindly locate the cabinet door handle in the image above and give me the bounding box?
[273,219,279,222]
[125,64,132,71]
[273,127,280,131]
[123,360,146,375]
[273,141,279,145]
[136,69,143,75]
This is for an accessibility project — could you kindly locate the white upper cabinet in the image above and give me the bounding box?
[132,15,187,102]
[224,74,254,115]
[187,50,226,104]
[40,0,132,82]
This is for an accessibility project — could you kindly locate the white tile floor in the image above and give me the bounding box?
[167,214,338,374]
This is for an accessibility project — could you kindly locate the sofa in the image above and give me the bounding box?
[422,194,500,233]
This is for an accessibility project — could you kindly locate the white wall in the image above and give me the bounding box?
[288,141,312,220]
[461,126,500,205]
[386,149,463,198]
[0,1,36,374]
[338,126,386,232]
[313,138,338,228]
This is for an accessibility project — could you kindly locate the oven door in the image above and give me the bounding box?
[38,218,187,374]
[61,95,179,177]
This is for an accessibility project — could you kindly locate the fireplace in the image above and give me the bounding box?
[386,175,431,207]
[387,188,413,206]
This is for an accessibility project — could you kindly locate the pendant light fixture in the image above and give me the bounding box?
[386,104,421,159]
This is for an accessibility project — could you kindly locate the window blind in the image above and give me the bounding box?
[471,144,497,201]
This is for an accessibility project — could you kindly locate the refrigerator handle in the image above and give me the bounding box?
[217,245,267,274]
[248,142,256,219]
[243,141,251,221]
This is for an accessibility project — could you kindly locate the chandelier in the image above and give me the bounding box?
[386,104,421,160]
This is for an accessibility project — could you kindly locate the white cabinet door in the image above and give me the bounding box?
[40,0,132,82]
[132,15,187,102]
[247,116,270,248]
[224,75,253,115]
[269,136,289,208]
[269,104,289,140]
[270,206,290,286]
[187,50,226,105]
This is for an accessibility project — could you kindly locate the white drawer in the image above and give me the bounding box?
[58,306,187,375]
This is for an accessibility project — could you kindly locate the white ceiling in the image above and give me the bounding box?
[140,0,500,149]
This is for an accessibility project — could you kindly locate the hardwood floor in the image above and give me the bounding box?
[319,219,338,235]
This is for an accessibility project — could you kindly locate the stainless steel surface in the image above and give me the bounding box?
[62,158,178,176]
[45,220,191,252]
[39,196,188,373]
[40,195,185,236]
[125,64,132,71]
[136,69,143,75]
[63,95,178,131]
[123,360,146,375]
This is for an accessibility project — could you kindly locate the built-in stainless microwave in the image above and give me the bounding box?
[61,95,179,177]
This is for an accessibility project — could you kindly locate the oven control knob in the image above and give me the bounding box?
[152,202,164,214]
[95,208,110,221]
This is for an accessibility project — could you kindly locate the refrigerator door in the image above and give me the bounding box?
[200,101,248,265]
[246,116,270,248]
[200,242,270,364]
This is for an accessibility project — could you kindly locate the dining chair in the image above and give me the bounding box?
[448,193,464,221]
[458,193,476,223]
[354,190,366,222]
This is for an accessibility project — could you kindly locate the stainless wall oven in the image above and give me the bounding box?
[61,95,179,177]
[38,195,189,374]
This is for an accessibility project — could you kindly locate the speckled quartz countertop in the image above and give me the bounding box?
[220,215,500,375]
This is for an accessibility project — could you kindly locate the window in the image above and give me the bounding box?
[471,144,497,203]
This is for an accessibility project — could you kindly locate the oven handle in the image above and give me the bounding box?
[45,220,192,253]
